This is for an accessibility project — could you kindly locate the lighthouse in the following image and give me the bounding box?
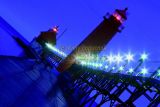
[57,8,128,72]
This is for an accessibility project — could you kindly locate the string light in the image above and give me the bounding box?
[44,46,154,79]
[79,61,103,69]
[46,43,67,57]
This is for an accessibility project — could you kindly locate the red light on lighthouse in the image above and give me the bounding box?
[49,26,59,33]
[113,13,123,23]
[113,8,128,23]
[52,27,58,33]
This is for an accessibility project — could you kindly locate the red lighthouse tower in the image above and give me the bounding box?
[57,8,128,72]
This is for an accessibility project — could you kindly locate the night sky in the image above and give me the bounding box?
[0,0,160,106]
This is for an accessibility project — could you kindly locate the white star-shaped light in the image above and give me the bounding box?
[119,66,124,71]
[115,54,123,64]
[128,68,134,73]
[125,52,134,62]
[105,65,109,69]
[107,54,115,63]
[140,52,148,61]
[140,67,148,75]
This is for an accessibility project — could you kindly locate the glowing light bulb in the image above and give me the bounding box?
[140,67,148,75]
[157,69,160,77]
[53,28,57,32]
[115,54,123,64]
[125,52,134,62]
[80,61,86,65]
[113,13,123,23]
[119,66,124,71]
[140,52,148,61]
[128,68,134,73]
[107,54,115,63]
[112,67,115,70]
[105,65,109,69]
[52,26,58,33]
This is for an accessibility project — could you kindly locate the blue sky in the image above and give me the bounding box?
[1,0,160,68]
[1,0,160,59]
[1,0,160,106]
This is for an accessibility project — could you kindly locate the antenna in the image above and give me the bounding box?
[57,28,68,41]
